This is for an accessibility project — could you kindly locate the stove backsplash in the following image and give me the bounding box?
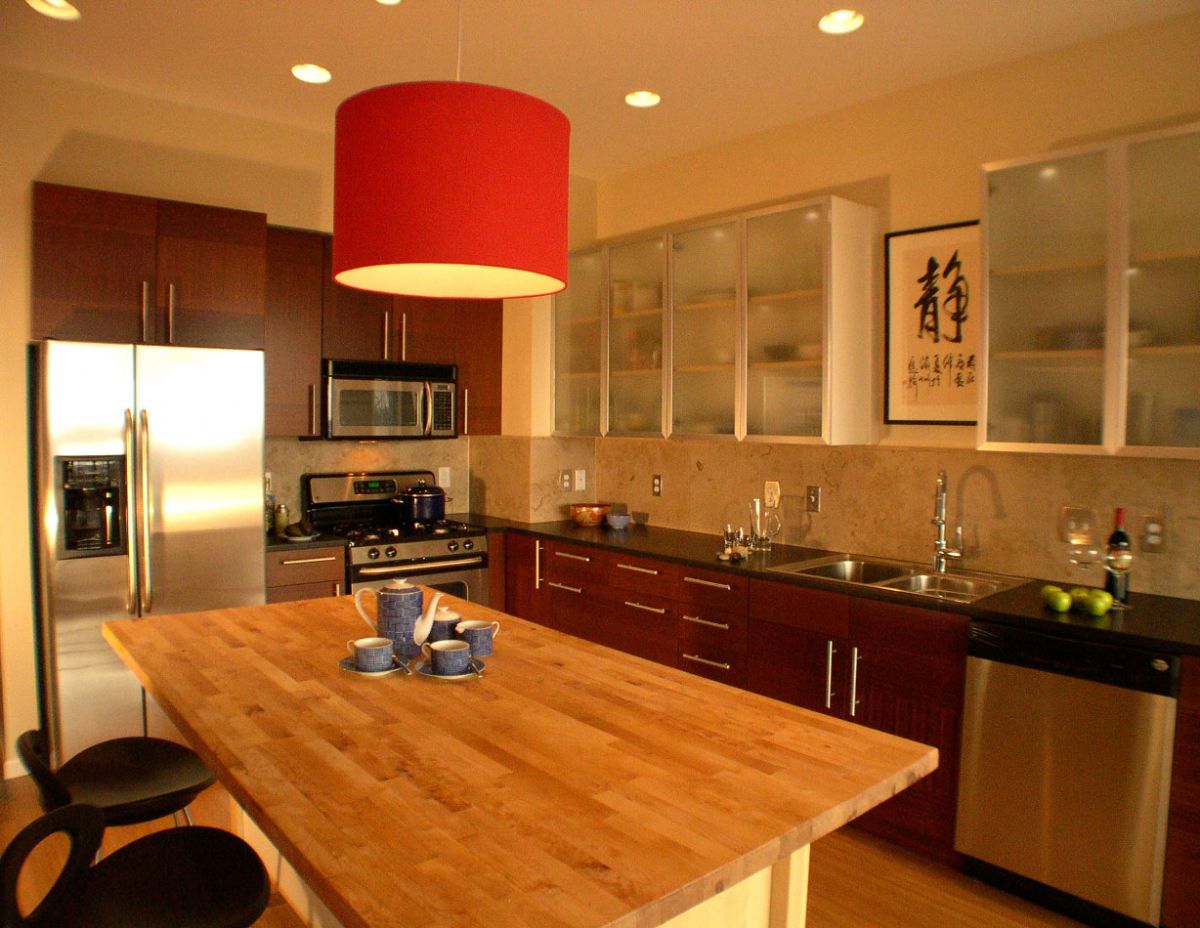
[265,437,470,523]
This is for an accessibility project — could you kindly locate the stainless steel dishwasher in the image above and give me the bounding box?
[956,621,1179,927]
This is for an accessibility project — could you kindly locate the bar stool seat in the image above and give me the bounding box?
[1,804,270,928]
[17,730,215,826]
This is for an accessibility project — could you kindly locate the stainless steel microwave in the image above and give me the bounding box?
[323,359,457,439]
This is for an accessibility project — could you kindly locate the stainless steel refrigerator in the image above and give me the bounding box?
[31,340,265,764]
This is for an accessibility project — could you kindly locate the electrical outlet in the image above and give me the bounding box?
[437,466,451,488]
[574,469,587,491]
[559,470,572,491]
[1142,514,1166,553]
[652,474,663,497]
[806,485,822,513]
[764,481,781,509]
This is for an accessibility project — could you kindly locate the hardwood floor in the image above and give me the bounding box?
[0,774,1082,927]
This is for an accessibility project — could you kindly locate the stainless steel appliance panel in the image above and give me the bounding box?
[134,346,265,618]
[351,560,488,606]
[36,342,141,763]
[957,651,1176,924]
[35,341,266,759]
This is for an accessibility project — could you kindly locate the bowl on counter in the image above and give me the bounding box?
[570,503,611,526]
[605,512,631,530]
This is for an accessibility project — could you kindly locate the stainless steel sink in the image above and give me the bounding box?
[876,571,1024,604]
[768,555,916,584]
[768,554,1023,604]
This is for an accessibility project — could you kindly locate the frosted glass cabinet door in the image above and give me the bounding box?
[554,250,603,434]
[671,221,737,435]
[1126,129,1200,449]
[608,237,665,434]
[985,152,1108,446]
[745,204,826,437]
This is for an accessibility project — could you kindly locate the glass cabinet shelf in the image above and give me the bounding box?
[980,119,1200,457]
[553,195,877,443]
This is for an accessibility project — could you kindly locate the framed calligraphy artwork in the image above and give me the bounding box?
[884,220,981,425]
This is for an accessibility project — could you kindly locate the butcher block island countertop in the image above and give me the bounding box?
[103,592,936,928]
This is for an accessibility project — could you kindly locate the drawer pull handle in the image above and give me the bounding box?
[555,552,591,563]
[682,653,731,671]
[682,615,730,630]
[280,555,338,566]
[617,563,659,575]
[624,600,667,615]
[548,581,583,594]
[683,576,732,591]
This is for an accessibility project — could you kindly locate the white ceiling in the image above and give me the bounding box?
[2,0,1198,180]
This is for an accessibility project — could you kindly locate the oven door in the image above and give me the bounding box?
[326,377,426,438]
[351,555,488,606]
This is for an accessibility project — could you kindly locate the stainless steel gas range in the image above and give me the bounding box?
[301,471,488,605]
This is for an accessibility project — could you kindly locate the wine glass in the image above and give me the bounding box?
[1104,546,1134,611]
[1058,506,1100,572]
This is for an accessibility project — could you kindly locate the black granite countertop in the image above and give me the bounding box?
[455,513,1200,657]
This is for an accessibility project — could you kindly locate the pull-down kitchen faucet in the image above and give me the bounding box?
[932,469,962,573]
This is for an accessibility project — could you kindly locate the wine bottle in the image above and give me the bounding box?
[1103,507,1133,603]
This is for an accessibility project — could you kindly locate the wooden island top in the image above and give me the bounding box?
[104,592,936,928]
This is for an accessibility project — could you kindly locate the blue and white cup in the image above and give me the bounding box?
[422,639,472,676]
[425,606,463,644]
[355,580,423,659]
[347,636,395,673]
[455,619,500,657]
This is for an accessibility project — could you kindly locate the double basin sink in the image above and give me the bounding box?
[768,554,1024,605]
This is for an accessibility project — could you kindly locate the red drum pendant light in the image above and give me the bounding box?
[334,81,568,299]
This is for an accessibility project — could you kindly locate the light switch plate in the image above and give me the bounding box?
[764,481,781,509]
[574,469,587,491]
[806,486,822,513]
[437,466,451,487]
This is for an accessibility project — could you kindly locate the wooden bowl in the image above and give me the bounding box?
[570,503,611,526]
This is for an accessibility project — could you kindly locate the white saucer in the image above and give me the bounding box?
[413,658,485,681]
[338,656,405,678]
[282,533,320,543]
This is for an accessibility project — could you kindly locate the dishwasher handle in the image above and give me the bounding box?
[966,621,1179,697]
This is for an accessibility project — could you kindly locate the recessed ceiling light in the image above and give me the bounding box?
[292,63,332,85]
[625,90,661,109]
[376,0,402,5]
[818,9,864,35]
[1039,165,1060,181]
[25,0,81,21]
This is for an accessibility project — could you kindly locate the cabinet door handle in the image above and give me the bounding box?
[555,552,591,563]
[616,562,659,575]
[548,581,583,594]
[825,640,836,710]
[624,600,666,615]
[401,312,408,360]
[308,383,320,436]
[382,309,391,360]
[280,555,338,566]
[333,582,342,597]
[849,646,861,717]
[534,540,544,590]
[166,283,176,345]
[463,388,470,434]
[682,653,731,671]
[683,576,732,590]
[140,281,151,343]
[682,614,730,630]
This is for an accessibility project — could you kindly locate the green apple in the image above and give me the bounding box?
[1044,590,1073,613]
[1041,584,1063,600]
[1069,586,1092,608]
[1085,590,1114,615]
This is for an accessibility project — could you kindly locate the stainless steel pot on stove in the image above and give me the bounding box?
[394,479,445,524]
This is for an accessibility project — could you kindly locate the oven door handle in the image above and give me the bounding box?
[357,556,485,576]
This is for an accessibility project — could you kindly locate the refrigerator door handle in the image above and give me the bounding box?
[138,409,153,613]
[123,408,139,615]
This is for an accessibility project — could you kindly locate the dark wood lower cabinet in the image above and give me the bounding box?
[1163,654,1200,928]
[504,533,548,626]
[747,620,845,713]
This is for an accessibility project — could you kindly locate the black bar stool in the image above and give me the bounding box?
[0,803,270,928]
[16,730,215,827]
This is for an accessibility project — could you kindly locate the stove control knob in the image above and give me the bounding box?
[384,546,397,559]
[463,540,475,551]
[447,541,459,552]
[367,547,381,560]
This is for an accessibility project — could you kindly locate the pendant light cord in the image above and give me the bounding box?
[455,0,464,81]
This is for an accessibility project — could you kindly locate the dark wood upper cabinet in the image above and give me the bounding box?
[31,182,266,349]
[264,227,324,437]
[396,297,449,363]
[452,298,503,435]
[154,199,266,350]
[32,183,158,344]
[320,236,396,362]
